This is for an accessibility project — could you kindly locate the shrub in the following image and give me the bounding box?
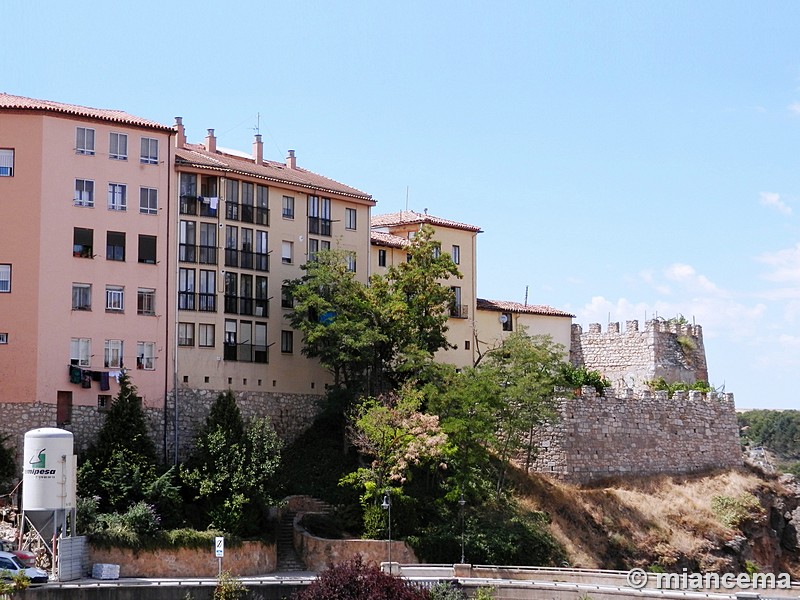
[429,581,466,600]
[0,434,16,491]
[711,494,763,529]
[292,556,429,600]
[214,570,247,600]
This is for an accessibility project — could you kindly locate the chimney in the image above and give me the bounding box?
[286,149,296,169]
[174,117,186,149]
[253,134,263,165]
[205,128,217,153]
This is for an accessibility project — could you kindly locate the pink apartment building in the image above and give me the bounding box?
[0,93,174,454]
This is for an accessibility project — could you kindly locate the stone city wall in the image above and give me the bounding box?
[530,386,742,483]
[0,389,324,464]
[570,319,708,392]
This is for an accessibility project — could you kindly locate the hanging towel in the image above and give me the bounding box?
[208,196,219,210]
[81,372,92,388]
[69,365,82,384]
[99,372,110,391]
[91,370,102,382]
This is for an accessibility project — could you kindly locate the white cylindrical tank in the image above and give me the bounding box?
[22,428,75,511]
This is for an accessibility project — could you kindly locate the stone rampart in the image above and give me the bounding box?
[570,319,708,392]
[0,389,323,465]
[530,386,742,483]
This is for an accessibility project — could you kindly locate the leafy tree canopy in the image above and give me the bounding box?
[738,409,800,459]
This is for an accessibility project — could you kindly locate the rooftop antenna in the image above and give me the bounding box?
[405,186,409,212]
[524,285,528,306]
[253,112,261,135]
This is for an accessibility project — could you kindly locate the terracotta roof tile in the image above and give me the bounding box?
[176,144,373,202]
[0,92,173,131]
[371,231,410,248]
[477,298,574,318]
[371,210,482,233]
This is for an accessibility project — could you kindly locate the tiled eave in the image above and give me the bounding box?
[477,298,575,318]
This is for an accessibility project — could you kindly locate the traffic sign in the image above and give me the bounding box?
[215,536,224,558]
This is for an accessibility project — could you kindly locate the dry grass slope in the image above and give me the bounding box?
[512,465,799,577]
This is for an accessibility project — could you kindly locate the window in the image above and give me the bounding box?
[0,264,10,292]
[71,283,91,310]
[254,322,268,363]
[199,323,215,347]
[74,179,94,207]
[308,195,331,236]
[282,195,294,218]
[109,132,127,160]
[178,323,195,346]
[432,243,441,259]
[138,234,157,264]
[255,230,268,271]
[179,268,196,310]
[345,207,357,230]
[199,269,216,312]
[378,249,387,267]
[137,288,156,315]
[281,330,294,353]
[140,137,158,164]
[106,231,125,261]
[199,223,217,265]
[0,333,7,344]
[137,342,156,370]
[281,241,293,264]
[450,286,467,318]
[308,238,319,261]
[281,285,292,309]
[241,182,254,222]
[452,245,461,265]
[0,149,13,177]
[140,187,158,214]
[70,338,91,367]
[225,179,239,220]
[501,312,513,332]
[346,252,356,273]
[106,286,124,311]
[108,183,127,211]
[104,339,123,368]
[98,395,111,412]
[76,127,95,155]
[179,220,196,262]
[73,228,93,258]
[256,185,269,225]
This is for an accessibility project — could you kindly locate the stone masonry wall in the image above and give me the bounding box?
[0,389,324,466]
[530,386,742,483]
[570,319,708,392]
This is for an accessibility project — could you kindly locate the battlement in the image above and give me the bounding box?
[560,385,733,404]
[572,319,703,338]
[570,319,708,393]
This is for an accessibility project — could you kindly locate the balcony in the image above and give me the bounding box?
[198,245,218,265]
[178,292,196,311]
[180,195,197,216]
[224,343,268,363]
[224,296,268,317]
[254,253,269,272]
[308,216,332,237]
[179,243,197,263]
[198,293,216,312]
[450,304,469,319]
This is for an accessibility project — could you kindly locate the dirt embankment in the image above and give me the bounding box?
[515,466,800,577]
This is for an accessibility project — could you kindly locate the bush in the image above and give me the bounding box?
[0,434,16,491]
[292,556,429,600]
[214,570,247,600]
[429,581,466,600]
[711,494,763,529]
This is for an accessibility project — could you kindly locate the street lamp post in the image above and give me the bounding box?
[381,489,392,574]
[458,492,466,564]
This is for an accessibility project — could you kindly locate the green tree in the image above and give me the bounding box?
[182,391,282,535]
[0,434,16,492]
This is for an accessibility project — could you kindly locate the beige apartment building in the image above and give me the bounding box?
[0,93,174,444]
[170,123,374,455]
[370,210,573,368]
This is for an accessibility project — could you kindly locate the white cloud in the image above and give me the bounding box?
[664,263,721,294]
[789,102,800,115]
[759,192,792,216]
[758,243,800,283]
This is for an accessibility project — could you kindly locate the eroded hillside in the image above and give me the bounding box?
[515,467,800,577]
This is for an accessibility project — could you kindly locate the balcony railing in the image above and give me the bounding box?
[198,293,216,312]
[178,292,196,311]
[308,216,332,237]
[179,244,197,263]
[224,343,268,363]
[450,304,469,319]
[223,248,267,271]
[180,195,197,216]
[223,296,269,317]
[199,245,218,265]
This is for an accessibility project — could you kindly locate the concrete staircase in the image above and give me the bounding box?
[276,496,335,572]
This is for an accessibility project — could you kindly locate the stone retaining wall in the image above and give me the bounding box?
[530,387,742,483]
[87,540,276,577]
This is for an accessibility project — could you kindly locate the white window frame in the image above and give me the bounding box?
[140,137,158,164]
[0,149,13,177]
[282,195,294,219]
[139,187,158,215]
[137,341,156,370]
[199,323,215,347]
[452,245,461,264]
[178,323,195,346]
[106,286,124,312]
[281,240,293,264]
[71,337,91,367]
[108,183,127,211]
[104,339,123,369]
[0,264,10,293]
[74,179,94,207]
[345,207,357,230]
[346,252,356,273]
[281,330,293,353]
[76,127,95,155]
[72,283,91,310]
[137,288,156,316]
[109,132,128,160]
[0,333,7,344]
[378,249,387,267]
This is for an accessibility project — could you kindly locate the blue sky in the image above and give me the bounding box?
[5,1,800,408]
